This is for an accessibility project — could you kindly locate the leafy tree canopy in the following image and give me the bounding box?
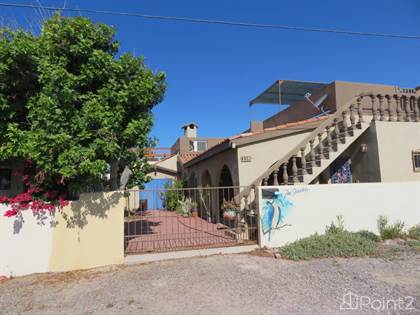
[0,14,166,197]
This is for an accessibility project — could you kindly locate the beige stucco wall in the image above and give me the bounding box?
[48,191,125,272]
[317,120,420,184]
[156,155,178,171]
[332,81,418,114]
[172,137,224,154]
[329,120,381,183]
[149,170,176,180]
[375,121,420,182]
[185,148,239,187]
[237,131,311,187]
[148,155,178,180]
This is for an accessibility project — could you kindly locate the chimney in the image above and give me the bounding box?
[250,120,264,133]
[182,123,199,138]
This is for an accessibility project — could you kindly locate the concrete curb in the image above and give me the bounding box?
[124,245,259,265]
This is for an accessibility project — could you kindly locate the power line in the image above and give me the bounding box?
[1,2,420,40]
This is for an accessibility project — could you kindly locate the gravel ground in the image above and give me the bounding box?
[1,251,420,315]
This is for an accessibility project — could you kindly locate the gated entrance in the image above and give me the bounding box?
[124,186,258,253]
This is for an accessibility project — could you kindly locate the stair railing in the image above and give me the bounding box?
[238,92,420,205]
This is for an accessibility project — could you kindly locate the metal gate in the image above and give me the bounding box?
[124,186,258,254]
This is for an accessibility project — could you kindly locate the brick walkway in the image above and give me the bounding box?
[125,211,237,253]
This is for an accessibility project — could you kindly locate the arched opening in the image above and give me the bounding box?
[201,170,212,187]
[188,172,197,188]
[219,165,233,187]
[218,165,234,222]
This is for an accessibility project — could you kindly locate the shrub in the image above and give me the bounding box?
[407,239,420,251]
[408,225,420,240]
[377,215,405,240]
[325,215,345,235]
[278,231,377,260]
[355,230,380,242]
[163,179,183,211]
[176,196,197,217]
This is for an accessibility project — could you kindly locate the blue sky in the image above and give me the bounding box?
[2,0,420,147]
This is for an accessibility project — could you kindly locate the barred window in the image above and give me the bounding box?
[193,140,208,152]
[413,150,420,172]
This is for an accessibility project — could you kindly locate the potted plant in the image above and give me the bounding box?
[190,200,198,217]
[222,199,237,221]
[177,197,197,217]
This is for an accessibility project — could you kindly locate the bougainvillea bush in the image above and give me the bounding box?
[0,166,69,217]
[0,14,166,218]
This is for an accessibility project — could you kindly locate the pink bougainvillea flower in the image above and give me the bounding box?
[10,192,32,204]
[58,198,69,208]
[4,209,18,217]
[2,172,69,218]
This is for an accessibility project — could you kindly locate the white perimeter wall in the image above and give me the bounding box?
[258,182,420,248]
[0,206,52,276]
[0,191,124,277]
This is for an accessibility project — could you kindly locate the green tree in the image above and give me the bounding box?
[0,14,166,197]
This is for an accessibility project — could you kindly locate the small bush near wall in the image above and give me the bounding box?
[377,216,405,240]
[325,215,345,234]
[407,240,420,252]
[163,179,183,211]
[408,225,420,240]
[278,216,380,260]
[354,230,381,242]
[279,231,377,261]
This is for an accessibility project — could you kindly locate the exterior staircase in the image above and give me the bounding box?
[239,91,420,207]
[299,121,369,184]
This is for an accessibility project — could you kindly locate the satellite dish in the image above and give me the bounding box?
[304,93,328,113]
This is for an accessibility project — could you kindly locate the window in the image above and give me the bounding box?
[413,150,420,172]
[193,140,208,152]
[0,168,12,190]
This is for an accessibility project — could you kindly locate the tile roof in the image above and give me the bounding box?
[178,152,203,164]
[184,115,329,166]
[229,114,329,141]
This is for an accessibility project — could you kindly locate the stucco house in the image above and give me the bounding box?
[146,123,224,186]
[156,80,420,193]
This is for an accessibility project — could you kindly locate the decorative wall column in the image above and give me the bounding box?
[300,147,307,175]
[309,140,315,167]
[342,111,348,136]
[325,126,332,153]
[395,95,402,122]
[318,132,324,156]
[378,95,385,121]
[291,156,298,183]
[282,164,288,185]
[349,105,356,129]
[405,97,411,122]
[272,170,279,186]
[414,97,420,122]
[370,95,377,121]
[386,95,394,121]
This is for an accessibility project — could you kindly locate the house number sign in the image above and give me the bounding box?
[240,155,252,163]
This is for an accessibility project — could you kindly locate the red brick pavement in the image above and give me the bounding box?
[125,210,237,253]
